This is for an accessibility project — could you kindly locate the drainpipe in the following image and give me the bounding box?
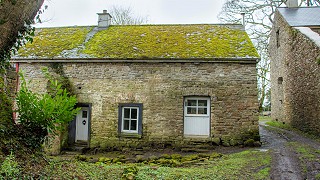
[13,62,19,122]
[15,62,19,92]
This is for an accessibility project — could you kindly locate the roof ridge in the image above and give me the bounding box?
[36,23,244,29]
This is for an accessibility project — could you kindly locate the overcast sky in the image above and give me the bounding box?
[36,0,226,27]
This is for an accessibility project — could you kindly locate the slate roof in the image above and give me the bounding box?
[15,24,259,60]
[278,7,320,27]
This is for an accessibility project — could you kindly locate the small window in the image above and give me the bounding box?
[278,77,283,85]
[185,97,210,116]
[82,111,88,118]
[118,103,143,134]
[276,29,280,48]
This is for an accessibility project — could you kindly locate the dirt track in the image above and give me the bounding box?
[259,122,320,180]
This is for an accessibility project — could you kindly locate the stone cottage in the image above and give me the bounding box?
[12,10,260,151]
[269,6,320,135]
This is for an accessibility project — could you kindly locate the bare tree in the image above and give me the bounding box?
[109,6,148,25]
[219,0,319,111]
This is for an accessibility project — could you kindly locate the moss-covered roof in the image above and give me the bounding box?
[16,24,259,59]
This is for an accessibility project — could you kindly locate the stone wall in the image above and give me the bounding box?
[270,11,293,123]
[1,67,17,99]
[19,61,258,148]
[270,10,320,135]
[0,67,17,128]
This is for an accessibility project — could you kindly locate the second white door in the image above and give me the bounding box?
[184,97,210,137]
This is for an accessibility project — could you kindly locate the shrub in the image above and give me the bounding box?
[0,152,20,179]
[244,139,255,147]
[122,165,138,180]
[15,69,80,150]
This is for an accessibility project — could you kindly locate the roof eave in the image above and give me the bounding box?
[10,57,259,64]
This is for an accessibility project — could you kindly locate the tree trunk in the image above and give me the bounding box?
[0,0,44,59]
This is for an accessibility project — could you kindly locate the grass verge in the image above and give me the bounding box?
[259,116,272,122]
[265,120,292,130]
[37,150,271,179]
[287,142,320,179]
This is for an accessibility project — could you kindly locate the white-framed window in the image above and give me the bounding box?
[118,103,143,134]
[184,97,210,116]
[122,107,139,133]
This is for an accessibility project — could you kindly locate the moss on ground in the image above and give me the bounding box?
[40,150,270,179]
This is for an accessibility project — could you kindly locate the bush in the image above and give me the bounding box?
[0,152,20,179]
[244,139,255,147]
[122,165,138,180]
[15,70,80,150]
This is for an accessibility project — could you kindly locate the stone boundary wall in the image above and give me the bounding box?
[1,67,17,99]
[19,61,258,149]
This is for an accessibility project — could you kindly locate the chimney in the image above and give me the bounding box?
[285,0,298,8]
[240,12,245,26]
[97,10,112,28]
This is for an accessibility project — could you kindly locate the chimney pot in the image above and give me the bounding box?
[285,0,298,8]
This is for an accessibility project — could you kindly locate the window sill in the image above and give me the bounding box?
[185,114,210,117]
[119,132,142,139]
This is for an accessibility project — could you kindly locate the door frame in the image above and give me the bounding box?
[183,96,211,137]
[68,103,92,147]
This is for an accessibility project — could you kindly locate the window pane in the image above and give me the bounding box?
[82,111,88,118]
[198,108,207,114]
[124,108,130,118]
[187,107,197,114]
[124,120,130,130]
[131,120,137,130]
[198,100,207,107]
[187,100,197,106]
[131,108,138,119]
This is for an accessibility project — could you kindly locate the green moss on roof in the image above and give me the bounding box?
[83,25,259,59]
[18,27,92,58]
[16,25,259,59]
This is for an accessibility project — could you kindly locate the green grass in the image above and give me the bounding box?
[259,116,272,122]
[265,120,320,142]
[265,120,292,130]
[288,142,317,161]
[39,150,271,179]
[287,142,320,177]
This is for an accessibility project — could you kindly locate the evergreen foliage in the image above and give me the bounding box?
[15,68,79,150]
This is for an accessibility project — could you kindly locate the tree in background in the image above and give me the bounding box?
[219,0,319,111]
[109,6,148,25]
[0,0,45,69]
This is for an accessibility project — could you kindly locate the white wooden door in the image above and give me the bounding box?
[184,97,210,137]
[76,107,89,142]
